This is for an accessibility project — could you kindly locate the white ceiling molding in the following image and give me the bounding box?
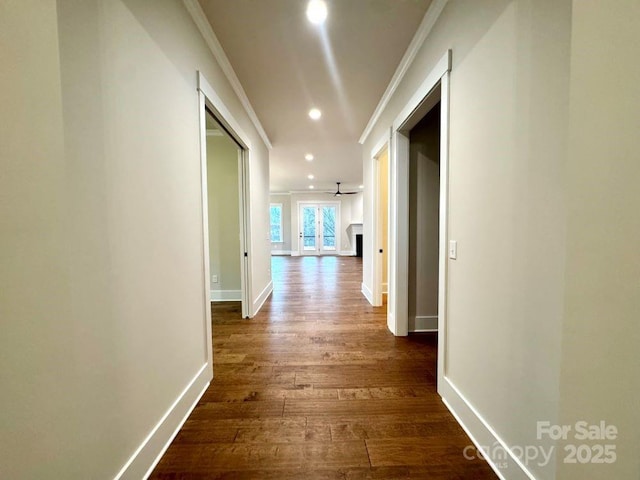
[184,0,273,150]
[358,0,449,145]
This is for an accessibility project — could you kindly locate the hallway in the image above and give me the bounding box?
[151,256,495,479]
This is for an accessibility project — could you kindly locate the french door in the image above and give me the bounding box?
[298,203,339,255]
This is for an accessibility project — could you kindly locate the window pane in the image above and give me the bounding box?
[270,204,282,242]
[303,207,316,249]
[322,206,336,249]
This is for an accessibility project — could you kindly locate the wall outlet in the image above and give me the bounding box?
[212,275,218,283]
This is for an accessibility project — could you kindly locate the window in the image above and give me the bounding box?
[270,204,283,243]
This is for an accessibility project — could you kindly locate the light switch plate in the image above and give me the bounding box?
[448,240,457,260]
[212,275,219,283]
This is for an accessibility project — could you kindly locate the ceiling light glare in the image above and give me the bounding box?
[306,0,328,25]
[309,185,315,189]
[308,174,315,180]
[359,185,364,189]
[305,153,314,161]
[308,108,322,120]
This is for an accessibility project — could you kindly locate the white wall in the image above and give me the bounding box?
[352,190,364,223]
[207,132,242,296]
[0,0,270,478]
[362,1,571,478]
[408,104,440,330]
[557,1,640,479]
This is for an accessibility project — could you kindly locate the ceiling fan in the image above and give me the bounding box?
[330,182,359,197]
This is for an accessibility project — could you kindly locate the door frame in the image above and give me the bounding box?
[370,133,391,307]
[388,50,451,385]
[296,201,341,255]
[197,72,254,357]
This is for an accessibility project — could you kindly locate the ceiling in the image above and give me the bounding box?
[198,0,433,193]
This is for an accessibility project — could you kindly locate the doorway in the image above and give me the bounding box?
[204,110,247,312]
[407,103,441,332]
[198,72,253,342]
[387,50,450,389]
[371,143,390,307]
[298,202,339,255]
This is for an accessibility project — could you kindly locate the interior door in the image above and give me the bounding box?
[299,203,339,255]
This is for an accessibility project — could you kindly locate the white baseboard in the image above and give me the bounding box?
[387,311,395,334]
[115,363,210,480]
[252,280,273,317]
[290,252,300,257]
[340,250,356,256]
[210,289,242,301]
[271,250,292,256]
[382,282,388,294]
[409,315,438,332]
[361,282,374,305]
[440,377,536,480]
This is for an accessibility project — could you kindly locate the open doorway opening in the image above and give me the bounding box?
[408,103,441,332]
[197,73,253,341]
[204,109,247,314]
[372,144,389,307]
[386,51,450,390]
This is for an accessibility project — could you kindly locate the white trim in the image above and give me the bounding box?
[361,282,374,305]
[210,290,242,301]
[358,0,450,144]
[271,250,292,256]
[339,250,356,256]
[238,149,252,319]
[388,50,451,338]
[371,134,391,163]
[410,315,438,332]
[393,52,451,131]
[198,73,251,151]
[252,280,273,315]
[388,128,409,336]
[114,364,210,480]
[437,70,451,384]
[370,131,391,308]
[197,89,214,369]
[198,71,253,321]
[440,377,537,480]
[381,282,388,294]
[183,0,272,149]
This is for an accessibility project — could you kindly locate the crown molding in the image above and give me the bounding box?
[358,0,449,145]
[184,0,272,150]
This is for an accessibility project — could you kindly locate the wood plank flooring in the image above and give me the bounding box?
[150,256,496,479]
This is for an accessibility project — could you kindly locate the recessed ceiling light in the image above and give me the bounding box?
[359,185,364,189]
[308,174,315,180]
[306,0,327,25]
[305,153,314,161]
[308,108,322,120]
[309,185,315,189]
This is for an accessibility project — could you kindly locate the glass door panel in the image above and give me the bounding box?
[321,206,337,251]
[302,206,317,251]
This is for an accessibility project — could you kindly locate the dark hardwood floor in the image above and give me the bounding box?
[150,256,496,479]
